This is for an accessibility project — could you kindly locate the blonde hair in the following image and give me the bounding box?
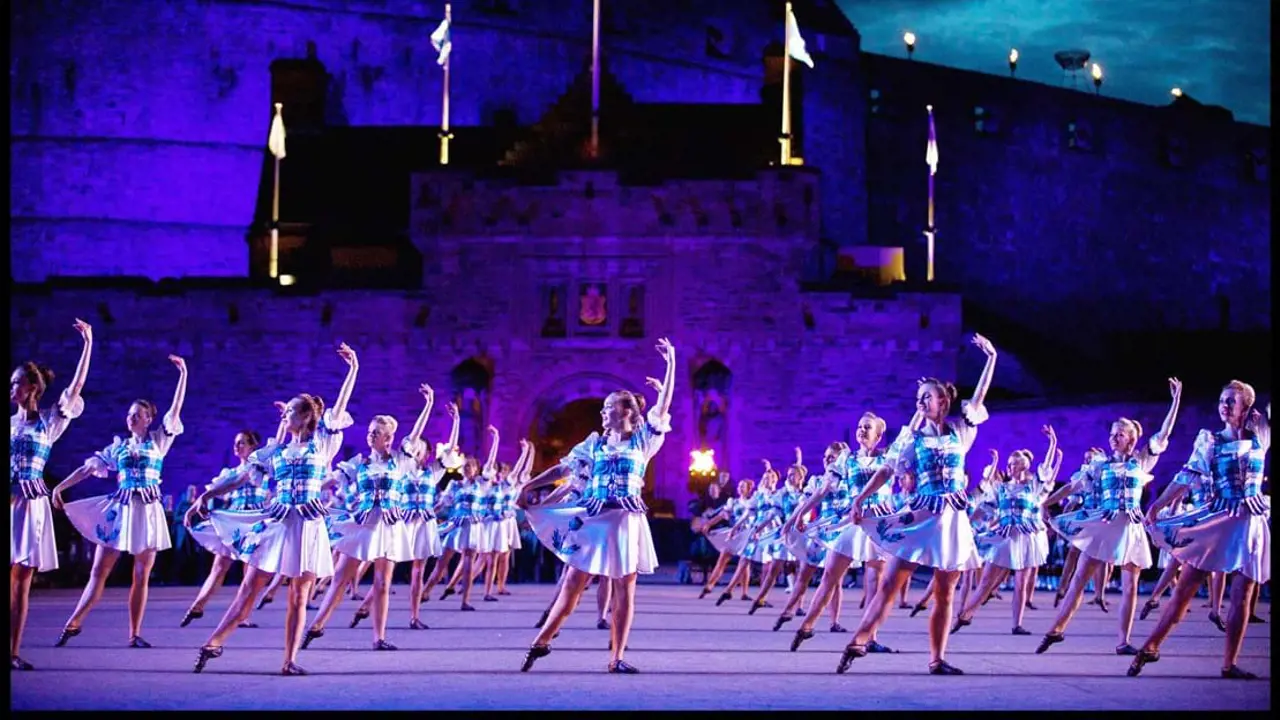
[369,415,399,435]
[1113,417,1144,441]
[1009,448,1035,466]
[859,412,887,439]
[1223,379,1257,410]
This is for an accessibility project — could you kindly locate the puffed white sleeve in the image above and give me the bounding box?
[85,437,125,477]
[1172,430,1214,487]
[636,406,673,460]
[956,400,989,452]
[246,442,280,484]
[882,426,917,476]
[560,432,599,470]
[43,387,86,444]
[148,410,186,458]
[314,408,354,463]
[333,454,362,488]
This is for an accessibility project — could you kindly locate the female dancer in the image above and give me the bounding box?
[519,337,676,674]
[749,457,808,614]
[53,353,188,649]
[951,426,1063,636]
[185,343,358,675]
[1039,378,1183,656]
[423,424,495,611]
[439,428,506,602]
[786,413,911,652]
[716,465,781,607]
[835,333,999,676]
[10,318,93,671]
[395,386,452,629]
[182,418,287,628]
[1140,492,1201,621]
[1129,384,1268,680]
[303,383,434,650]
[1052,449,1114,611]
[699,478,756,599]
[492,444,532,596]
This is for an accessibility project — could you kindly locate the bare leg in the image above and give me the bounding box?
[780,564,819,617]
[260,572,286,604]
[190,555,235,614]
[445,553,466,591]
[1047,556,1101,636]
[307,555,360,631]
[701,552,733,592]
[752,560,785,609]
[127,549,158,639]
[831,577,845,624]
[1138,565,1209,653]
[915,576,937,611]
[1223,574,1255,669]
[459,551,476,607]
[1013,568,1034,627]
[849,557,917,646]
[283,574,316,669]
[203,566,272,648]
[1116,566,1141,647]
[483,552,498,598]
[596,576,613,624]
[1210,571,1226,615]
[10,564,37,662]
[533,567,593,645]
[349,560,372,600]
[926,569,962,664]
[495,551,511,593]
[1057,546,1080,603]
[799,555,853,633]
[955,563,1008,622]
[609,573,639,665]
[423,549,456,597]
[724,560,751,599]
[408,559,428,624]
[1094,562,1113,605]
[1149,560,1181,601]
[64,545,123,632]
[370,558,393,643]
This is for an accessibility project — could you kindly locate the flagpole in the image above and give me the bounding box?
[590,0,601,160]
[780,1,793,166]
[439,3,452,166]
[270,102,282,279]
[925,104,936,283]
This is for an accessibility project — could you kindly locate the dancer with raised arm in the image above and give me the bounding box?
[785,413,913,652]
[439,426,504,602]
[1039,378,1182,656]
[182,415,288,628]
[951,426,1062,636]
[303,382,434,649]
[423,417,493,611]
[493,439,533,596]
[835,334,998,676]
[1129,381,1269,680]
[1052,449,1114,612]
[519,337,676,674]
[53,353,187,650]
[749,456,809,614]
[186,343,358,676]
[700,478,757,600]
[10,319,93,671]
[716,464,781,607]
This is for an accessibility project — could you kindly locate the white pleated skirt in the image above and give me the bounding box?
[1050,509,1152,570]
[190,516,236,559]
[404,516,443,560]
[442,519,485,553]
[328,512,415,563]
[527,502,658,578]
[64,494,172,555]
[1150,504,1270,584]
[11,496,60,572]
[856,502,981,572]
[1156,548,1173,569]
[707,525,750,557]
[502,517,522,550]
[209,509,334,579]
[476,519,505,553]
[975,529,1049,571]
[826,522,886,567]
[783,524,829,568]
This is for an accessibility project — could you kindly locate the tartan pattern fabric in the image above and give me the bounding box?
[250,414,346,516]
[992,481,1046,533]
[93,437,168,491]
[337,451,411,517]
[10,416,53,498]
[1175,428,1268,513]
[446,480,485,522]
[402,465,440,520]
[563,412,669,515]
[844,452,893,510]
[885,427,968,497]
[478,482,502,521]
[217,464,270,512]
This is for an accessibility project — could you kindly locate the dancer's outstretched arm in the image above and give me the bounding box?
[405,384,435,450]
[968,334,998,409]
[64,318,94,406]
[330,343,359,420]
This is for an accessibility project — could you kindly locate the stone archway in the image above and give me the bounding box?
[523,372,657,503]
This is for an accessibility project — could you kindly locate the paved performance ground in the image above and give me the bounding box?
[11,582,1270,711]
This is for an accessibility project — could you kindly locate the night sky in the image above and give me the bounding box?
[836,0,1271,126]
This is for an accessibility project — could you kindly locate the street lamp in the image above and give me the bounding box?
[1009,48,1018,77]
[1171,87,1183,98]
[904,32,916,60]
[1091,62,1103,95]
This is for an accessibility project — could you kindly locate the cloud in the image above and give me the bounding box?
[837,0,1270,125]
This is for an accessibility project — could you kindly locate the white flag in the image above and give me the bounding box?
[431,17,451,66]
[786,6,814,68]
[926,106,939,176]
[268,105,286,160]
